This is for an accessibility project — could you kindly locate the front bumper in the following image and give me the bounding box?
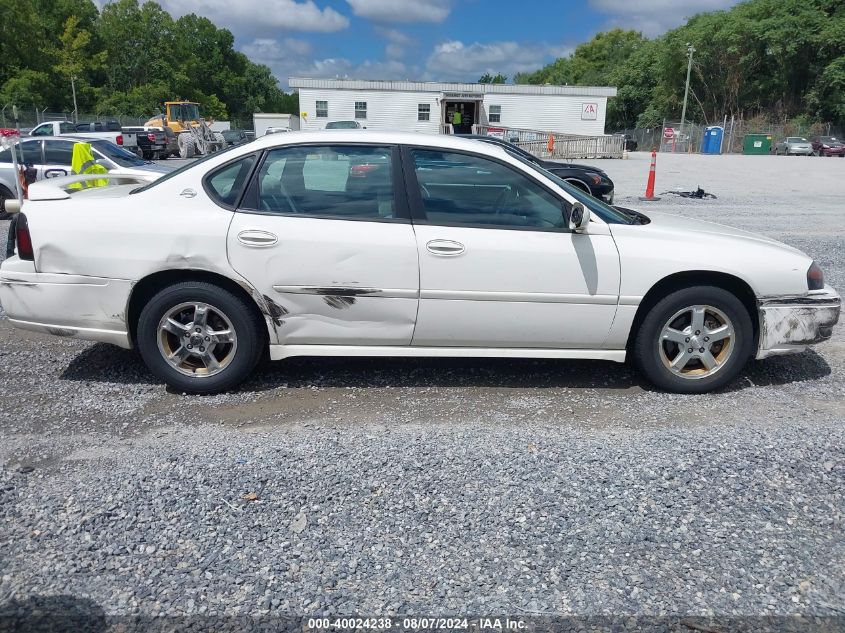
[757,286,841,359]
[0,261,133,348]
[820,147,845,156]
[788,147,813,155]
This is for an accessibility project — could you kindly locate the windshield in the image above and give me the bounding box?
[91,140,147,167]
[168,103,200,121]
[131,143,244,194]
[787,137,807,142]
[508,151,634,225]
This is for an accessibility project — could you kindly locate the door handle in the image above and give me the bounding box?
[237,230,278,247]
[426,239,465,256]
[180,188,197,198]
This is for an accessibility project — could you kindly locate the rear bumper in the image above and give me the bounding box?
[0,264,132,348]
[756,287,841,359]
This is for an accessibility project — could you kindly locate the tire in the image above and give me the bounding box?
[178,134,196,159]
[564,178,592,195]
[136,281,265,394]
[213,132,226,153]
[0,186,13,221]
[633,286,754,394]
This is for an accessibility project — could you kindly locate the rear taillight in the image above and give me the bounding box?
[15,213,34,261]
[147,133,156,142]
[808,262,825,290]
[116,134,123,145]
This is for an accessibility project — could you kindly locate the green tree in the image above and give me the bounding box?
[479,73,508,84]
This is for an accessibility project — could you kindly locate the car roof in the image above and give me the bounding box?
[250,130,507,156]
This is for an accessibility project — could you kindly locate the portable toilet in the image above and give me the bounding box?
[702,126,724,154]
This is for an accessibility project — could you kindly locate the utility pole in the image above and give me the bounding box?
[71,75,78,123]
[679,43,695,145]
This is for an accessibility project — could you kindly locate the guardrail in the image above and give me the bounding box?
[473,124,624,159]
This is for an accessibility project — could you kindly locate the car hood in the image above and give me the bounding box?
[632,210,803,254]
[788,142,811,147]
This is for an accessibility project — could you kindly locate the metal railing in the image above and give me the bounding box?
[472,124,624,159]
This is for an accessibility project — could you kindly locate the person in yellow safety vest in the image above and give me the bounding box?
[69,142,109,190]
[452,109,462,127]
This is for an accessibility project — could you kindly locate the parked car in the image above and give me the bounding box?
[0,136,172,216]
[810,136,845,157]
[614,133,638,152]
[325,120,363,129]
[222,129,249,146]
[28,120,124,146]
[775,137,813,156]
[264,126,293,135]
[468,134,614,203]
[0,131,838,395]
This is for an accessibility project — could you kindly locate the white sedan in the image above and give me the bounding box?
[0,131,839,394]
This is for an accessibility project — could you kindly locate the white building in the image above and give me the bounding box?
[289,78,617,136]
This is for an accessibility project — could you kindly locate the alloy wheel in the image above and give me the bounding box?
[658,304,735,380]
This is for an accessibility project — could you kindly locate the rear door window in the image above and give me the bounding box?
[244,145,396,220]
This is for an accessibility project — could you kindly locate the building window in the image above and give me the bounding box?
[316,100,328,118]
[418,103,430,121]
[355,101,367,119]
[488,105,501,123]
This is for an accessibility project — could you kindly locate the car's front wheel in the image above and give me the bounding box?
[137,282,265,394]
[633,286,754,393]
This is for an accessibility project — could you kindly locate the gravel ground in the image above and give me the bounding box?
[0,151,843,628]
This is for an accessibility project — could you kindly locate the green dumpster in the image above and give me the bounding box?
[743,133,772,155]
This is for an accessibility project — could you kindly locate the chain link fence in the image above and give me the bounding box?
[0,106,153,131]
[617,119,843,155]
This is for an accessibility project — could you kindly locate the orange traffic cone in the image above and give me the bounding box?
[638,148,661,201]
[547,134,555,155]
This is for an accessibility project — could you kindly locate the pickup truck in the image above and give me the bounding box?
[28,120,124,146]
[122,126,169,160]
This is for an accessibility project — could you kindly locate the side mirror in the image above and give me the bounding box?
[4,198,21,214]
[567,201,590,233]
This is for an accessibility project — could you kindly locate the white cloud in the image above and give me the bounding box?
[425,40,571,82]
[155,0,349,33]
[589,0,741,36]
[243,36,419,88]
[376,27,413,59]
[346,0,451,23]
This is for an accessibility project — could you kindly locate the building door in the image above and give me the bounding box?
[444,101,478,135]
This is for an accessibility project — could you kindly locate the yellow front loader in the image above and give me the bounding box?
[145,101,225,159]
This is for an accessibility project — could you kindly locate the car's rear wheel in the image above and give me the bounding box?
[633,286,753,393]
[137,282,265,394]
[0,186,13,221]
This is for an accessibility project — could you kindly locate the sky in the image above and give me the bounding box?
[100,0,743,88]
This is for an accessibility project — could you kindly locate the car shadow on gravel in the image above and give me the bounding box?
[60,343,158,385]
[0,594,107,633]
[59,343,832,394]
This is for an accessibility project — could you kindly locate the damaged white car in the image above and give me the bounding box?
[0,131,840,394]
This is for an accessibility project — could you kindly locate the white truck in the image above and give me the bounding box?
[252,113,300,137]
[28,120,125,146]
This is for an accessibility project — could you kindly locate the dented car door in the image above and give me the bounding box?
[226,144,420,345]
